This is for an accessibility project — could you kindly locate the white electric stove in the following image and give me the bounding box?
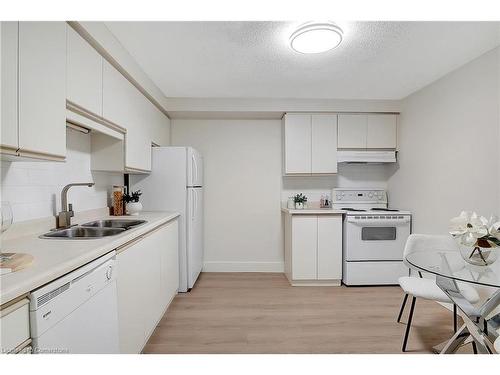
[333,188,411,286]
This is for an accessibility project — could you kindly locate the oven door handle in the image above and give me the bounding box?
[347,217,411,225]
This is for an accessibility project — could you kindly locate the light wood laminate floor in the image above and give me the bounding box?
[143,272,474,354]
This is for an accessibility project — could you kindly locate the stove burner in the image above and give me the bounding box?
[370,208,399,212]
[341,208,366,212]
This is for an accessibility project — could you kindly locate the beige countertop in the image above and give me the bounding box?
[0,211,179,305]
[281,208,346,215]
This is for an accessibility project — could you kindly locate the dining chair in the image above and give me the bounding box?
[397,234,480,352]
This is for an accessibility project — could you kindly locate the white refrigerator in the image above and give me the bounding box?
[130,147,203,292]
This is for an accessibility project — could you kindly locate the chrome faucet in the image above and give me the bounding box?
[57,183,95,228]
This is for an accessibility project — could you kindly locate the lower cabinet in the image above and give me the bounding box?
[116,219,179,353]
[0,297,31,354]
[284,214,342,286]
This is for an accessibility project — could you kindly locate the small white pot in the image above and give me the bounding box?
[295,202,304,209]
[127,201,143,216]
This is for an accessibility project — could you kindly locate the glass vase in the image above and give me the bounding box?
[459,245,498,266]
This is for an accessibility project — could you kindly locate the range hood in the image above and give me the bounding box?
[337,150,397,164]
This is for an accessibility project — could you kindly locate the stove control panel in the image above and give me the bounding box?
[333,189,387,203]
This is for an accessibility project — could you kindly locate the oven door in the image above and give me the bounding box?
[344,215,411,261]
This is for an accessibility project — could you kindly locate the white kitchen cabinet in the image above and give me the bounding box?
[116,236,148,354]
[338,113,398,150]
[0,297,31,354]
[18,22,66,160]
[283,114,311,174]
[284,212,343,286]
[311,114,337,174]
[317,215,343,280]
[160,219,179,309]
[67,25,103,116]
[291,215,317,280]
[102,60,152,172]
[1,22,66,161]
[0,22,18,155]
[102,60,137,130]
[128,90,154,171]
[366,114,397,149]
[140,230,163,340]
[148,100,170,147]
[283,113,337,175]
[337,114,367,149]
[116,219,179,354]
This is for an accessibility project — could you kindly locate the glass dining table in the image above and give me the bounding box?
[406,251,500,354]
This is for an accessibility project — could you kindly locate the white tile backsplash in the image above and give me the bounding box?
[0,129,123,223]
[281,163,397,206]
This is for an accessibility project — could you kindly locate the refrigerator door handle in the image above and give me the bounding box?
[192,189,196,220]
[192,153,198,185]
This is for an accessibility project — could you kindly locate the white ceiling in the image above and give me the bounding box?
[106,21,500,100]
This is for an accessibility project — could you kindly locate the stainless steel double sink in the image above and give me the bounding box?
[40,219,147,239]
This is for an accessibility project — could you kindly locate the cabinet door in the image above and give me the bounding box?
[18,22,66,158]
[117,239,149,354]
[161,220,179,308]
[102,60,136,127]
[291,215,317,279]
[317,215,343,280]
[116,223,179,353]
[149,102,170,146]
[103,61,151,171]
[284,114,311,174]
[126,91,153,171]
[337,114,367,149]
[311,114,337,174]
[140,231,163,338]
[67,25,103,115]
[366,114,397,149]
[1,22,18,152]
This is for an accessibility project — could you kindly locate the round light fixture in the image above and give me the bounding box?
[289,22,343,54]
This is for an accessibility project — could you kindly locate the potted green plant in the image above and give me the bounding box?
[123,190,143,216]
[293,193,308,209]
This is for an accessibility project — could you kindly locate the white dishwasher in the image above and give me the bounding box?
[30,251,119,354]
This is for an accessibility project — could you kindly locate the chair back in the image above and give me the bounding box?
[403,234,458,258]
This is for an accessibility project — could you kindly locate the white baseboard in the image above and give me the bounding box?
[203,261,284,272]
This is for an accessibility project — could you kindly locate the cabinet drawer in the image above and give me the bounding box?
[1,298,30,353]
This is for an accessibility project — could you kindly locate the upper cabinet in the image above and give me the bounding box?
[102,60,137,129]
[366,114,397,149]
[338,114,398,150]
[283,113,338,175]
[18,22,67,160]
[1,21,172,166]
[283,114,311,174]
[1,22,67,161]
[1,22,19,156]
[103,60,152,172]
[67,26,103,116]
[311,114,338,174]
[337,114,366,149]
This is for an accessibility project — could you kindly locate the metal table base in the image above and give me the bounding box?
[435,274,500,354]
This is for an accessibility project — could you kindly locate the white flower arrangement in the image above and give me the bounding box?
[449,211,500,265]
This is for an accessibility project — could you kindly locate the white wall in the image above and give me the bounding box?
[172,119,284,272]
[1,129,123,223]
[172,118,395,271]
[388,48,500,234]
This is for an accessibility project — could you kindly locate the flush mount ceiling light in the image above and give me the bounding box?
[289,22,343,54]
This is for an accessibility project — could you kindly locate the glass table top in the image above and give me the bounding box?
[405,251,500,288]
